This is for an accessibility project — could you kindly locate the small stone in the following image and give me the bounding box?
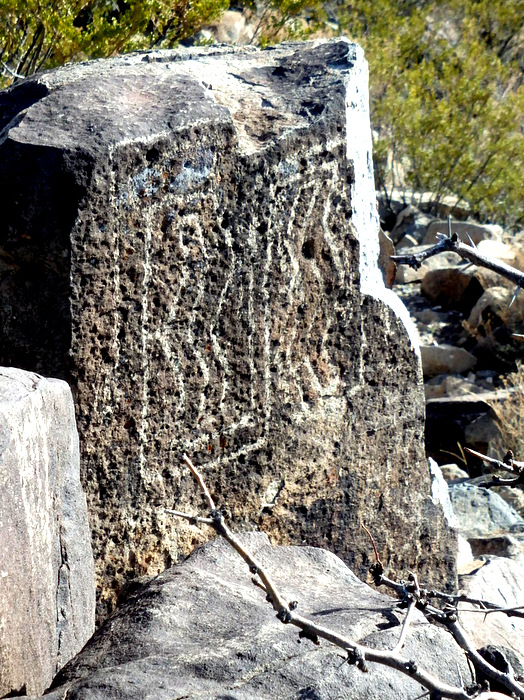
[439,463,469,482]
[421,267,484,311]
[423,220,503,246]
[464,412,501,445]
[476,239,516,264]
[420,344,477,378]
[468,534,522,560]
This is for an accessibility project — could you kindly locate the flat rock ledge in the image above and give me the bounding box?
[0,39,455,618]
[0,367,95,697]
[28,534,468,700]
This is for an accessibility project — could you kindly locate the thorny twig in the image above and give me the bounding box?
[421,588,524,621]
[164,455,524,700]
[464,447,524,489]
[392,573,418,655]
[391,217,524,291]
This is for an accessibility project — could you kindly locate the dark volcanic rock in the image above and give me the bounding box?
[0,367,95,697]
[35,534,468,700]
[0,41,455,618]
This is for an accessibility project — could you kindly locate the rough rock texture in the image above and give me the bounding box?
[0,40,455,617]
[0,367,95,697]
[449,483,524,540]
[26,534,470,700]
[459,556,524,668]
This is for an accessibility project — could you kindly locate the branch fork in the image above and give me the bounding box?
[164,454,524,700]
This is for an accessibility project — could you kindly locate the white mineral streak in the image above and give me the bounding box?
[210,216,234,410]
[343,42,420,354]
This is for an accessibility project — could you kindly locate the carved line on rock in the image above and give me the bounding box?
[188,215,211,424]
[138,205,154,475]
[320,159,345,282]
[209,213,234,411]
[99,137,353,476]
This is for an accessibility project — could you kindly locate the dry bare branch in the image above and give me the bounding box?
[464,448,524,473]
[393,597,417,655]
[445,618,524,698]
[182,453,216,509]
[463,448,524,489]
[424,590,524,621]
[164,455,524,700]
[391,218,524,289]
[164,508,214,525]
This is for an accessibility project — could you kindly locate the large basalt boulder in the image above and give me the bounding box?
[0,367,95,697]
[0,40,455,619]
[28,534,469,700]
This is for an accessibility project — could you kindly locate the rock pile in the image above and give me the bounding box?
[381,192,524,465]
[434,459,524,671]
[382,192,524,675]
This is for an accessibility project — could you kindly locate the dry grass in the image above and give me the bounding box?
[491,361,524,460]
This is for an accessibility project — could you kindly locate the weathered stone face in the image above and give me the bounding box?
[0,40,456,619]
[0,368,95,697]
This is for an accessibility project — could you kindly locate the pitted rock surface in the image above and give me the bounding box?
[0,40,455,619]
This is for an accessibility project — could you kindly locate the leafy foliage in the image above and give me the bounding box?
[244,0,326,48]
[492,360,524,459]
[338,0,524,228]
[0,0,229,86]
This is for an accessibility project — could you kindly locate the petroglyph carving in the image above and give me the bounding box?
[0,40,456,618]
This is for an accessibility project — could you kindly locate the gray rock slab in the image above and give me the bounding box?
[34,533,469,700]
[458,556,524,668]
[0,367,95,697]
[449,483,524,540]
[0,40,455,619]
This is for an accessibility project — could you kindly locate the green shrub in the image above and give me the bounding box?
[0,0,229,86]
[338,0,524,228]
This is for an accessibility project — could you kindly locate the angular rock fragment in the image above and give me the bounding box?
[449,483,524,540]
[459,556,524,669]
[0,40,455,617]
[0,367,95,697]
